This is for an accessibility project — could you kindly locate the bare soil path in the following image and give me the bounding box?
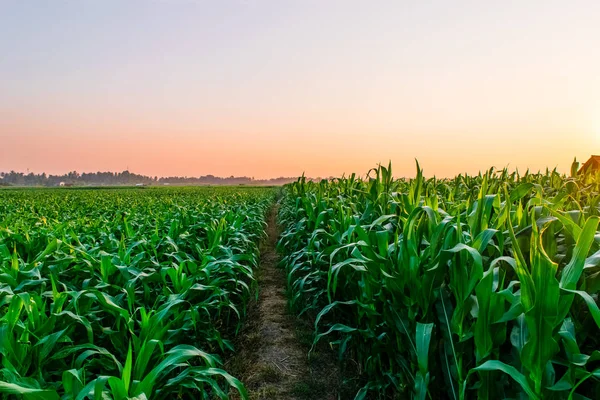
[227,207,340,400]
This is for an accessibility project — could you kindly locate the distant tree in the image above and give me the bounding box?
[0,169,299,187]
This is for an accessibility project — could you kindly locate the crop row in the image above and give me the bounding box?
[277,163,600,399]
[0,187,274,399]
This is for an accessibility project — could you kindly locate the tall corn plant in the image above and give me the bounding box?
[278,163,600,399]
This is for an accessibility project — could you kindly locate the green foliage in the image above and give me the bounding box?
[278,163,600,399]
[0,186,274,399]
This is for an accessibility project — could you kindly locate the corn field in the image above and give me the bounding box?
[0,187,274,399]
[277,162,600,399]
[2,163,600,399]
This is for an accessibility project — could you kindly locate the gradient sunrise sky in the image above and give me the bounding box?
[1,0,599,179]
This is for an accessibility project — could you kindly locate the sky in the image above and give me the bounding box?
[1,0,599,179]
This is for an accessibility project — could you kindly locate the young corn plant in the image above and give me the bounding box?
[1,187,274,399]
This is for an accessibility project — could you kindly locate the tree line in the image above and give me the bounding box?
[0,170,298,186]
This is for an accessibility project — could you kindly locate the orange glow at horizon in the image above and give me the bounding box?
[2,108,595,179]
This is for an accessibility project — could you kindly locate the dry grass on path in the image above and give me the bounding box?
[226,208,341,400]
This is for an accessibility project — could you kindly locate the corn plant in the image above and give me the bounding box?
[278,161,600,399]
[0,186,275,399]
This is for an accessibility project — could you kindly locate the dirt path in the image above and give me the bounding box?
[227,207,339,400]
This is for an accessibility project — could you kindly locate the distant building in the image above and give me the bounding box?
[59,182,73,187]
[579,155,600,174]
[135,183,145,187]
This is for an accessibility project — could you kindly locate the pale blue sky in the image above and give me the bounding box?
[1,0,599,178]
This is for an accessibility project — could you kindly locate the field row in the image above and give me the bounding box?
[0,187,274,399]
[277,164,600,399]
